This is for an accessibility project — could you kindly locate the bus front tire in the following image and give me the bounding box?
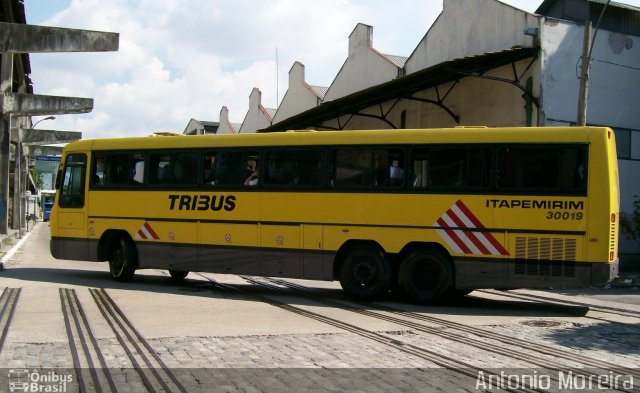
[169,270,189,280]
[397,249,454,304]
[339,245,392,300]
[108,237,137,282]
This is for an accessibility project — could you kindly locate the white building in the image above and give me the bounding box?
[206,0,640,264]
[238,88,276,134]
[271,62,326,125]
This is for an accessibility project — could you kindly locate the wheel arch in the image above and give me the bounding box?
[97,229,136,263]
[398,242,453,267]
[332,239,385,280]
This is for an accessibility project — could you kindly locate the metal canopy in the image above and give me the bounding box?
[262,46,539,132]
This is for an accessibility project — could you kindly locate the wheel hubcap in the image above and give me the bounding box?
[413,261,439,292]
[353,257,377,286]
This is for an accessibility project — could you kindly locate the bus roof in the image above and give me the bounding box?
[61,127,611,152]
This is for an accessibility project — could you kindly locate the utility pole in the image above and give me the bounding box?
[577,21,592,127]
[576,0,611,126]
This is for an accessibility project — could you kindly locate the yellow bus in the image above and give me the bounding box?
[50,127,619,303]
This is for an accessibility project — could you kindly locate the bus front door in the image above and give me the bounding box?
[54,153,89,260]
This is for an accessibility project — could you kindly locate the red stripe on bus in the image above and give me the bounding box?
[437,218,472,254]
[447,211,492,255]
[144,222,159,239]
[454,200,485,228]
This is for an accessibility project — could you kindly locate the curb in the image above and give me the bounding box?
[608,274,640,288]
[0,228,34,270]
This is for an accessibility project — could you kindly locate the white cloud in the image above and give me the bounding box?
[32,0,540,138]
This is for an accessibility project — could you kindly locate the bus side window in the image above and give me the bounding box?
[498,145,588,194]
[374,149,404,188]
[203,152,217,185]
[497,147,517,188]
[174,152,198,185]
[92,155,105,187]
[103,153,130,186]
[131,152,145,185]
[265,151,293,185]
[132,160,144,184]
[214,151,244,186]
[332,149,373,187]
[243,152,260,187]
[410,148,429,188]
[295,149,325,187]
[149,153,171,185]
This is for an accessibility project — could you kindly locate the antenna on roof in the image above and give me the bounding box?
[276,47,279,107]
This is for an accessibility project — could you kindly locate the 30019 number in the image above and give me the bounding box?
[546,211,583,220]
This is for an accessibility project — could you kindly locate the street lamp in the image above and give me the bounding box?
[32,116,55,129]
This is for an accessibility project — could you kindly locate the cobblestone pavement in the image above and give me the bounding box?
[0,223,638,392]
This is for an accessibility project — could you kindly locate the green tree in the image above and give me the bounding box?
[30,169,43,190]
[621,196,640,239]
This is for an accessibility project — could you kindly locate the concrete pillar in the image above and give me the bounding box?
[0,53,12,234]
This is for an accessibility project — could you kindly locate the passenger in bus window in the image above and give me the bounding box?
[203,153,217,185]
[390,160,405,187]
[94,157,105,186]
[244,158,259,186]
[133,160,144,184]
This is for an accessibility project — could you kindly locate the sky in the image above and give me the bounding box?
[23,0,640,139]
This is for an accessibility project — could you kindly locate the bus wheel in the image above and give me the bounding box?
[339,245,392,300]
[108,237,137,282]
[169,270,189,280]
[397,249,453,304]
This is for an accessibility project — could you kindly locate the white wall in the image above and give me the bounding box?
[405,0,539,74]
[540,18,640,220]
[216,106,238,135]
[323,23,404,102]
[238,88,273,134]
[272,62,322,124]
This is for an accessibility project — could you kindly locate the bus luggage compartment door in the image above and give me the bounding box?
[260,224,302,278]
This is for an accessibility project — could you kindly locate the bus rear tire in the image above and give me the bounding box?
[108,237,137,282]
[169,270,189,280]
[339,245,392,300]
[397,249,453,304]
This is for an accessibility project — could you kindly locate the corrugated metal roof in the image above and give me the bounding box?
[537,0,640,35]
[309,85,329,99]
[263,107,277,120]
[384,54,408,67]
[262,46,539,132]
[589,0,640,12]
[537,0,640,14]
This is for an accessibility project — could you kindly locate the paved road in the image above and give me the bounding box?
[0,222,638,392]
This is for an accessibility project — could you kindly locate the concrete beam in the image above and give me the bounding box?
[19,129,82,146]
[3,93,93,115]
[0,23,119,53]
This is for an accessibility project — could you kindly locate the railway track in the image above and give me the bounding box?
[195,273,637,392]
[0,287,21,352]
[476,289,640,321]
[256,277,639,374]
[59,287,187,393]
